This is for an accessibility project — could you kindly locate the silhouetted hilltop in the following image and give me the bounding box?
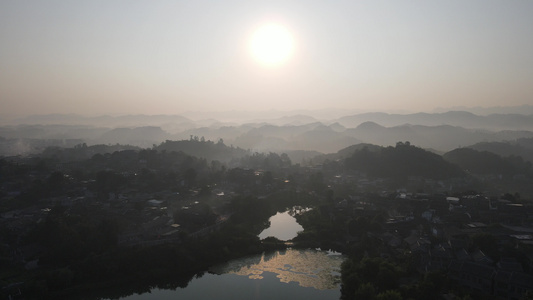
[8,111,533,132]
[2,111,533,156]
[433,104,533,115]
[291,124,360,153]
[337,143,382,158]
[334,111,533,131]
[468,139,533,163]
[310,143,382,165]
[337,111,483,128]
[172,120,533,154]
[354,121,385,131]
[345,142,464,179]
[282,150,322,165]
[346,123,533,151]
[155,139,248,163]
[40,143,141,162]
[328,122,346,132]
[230,123,360,153]
[175,125,249,143]
[443,148,532,177]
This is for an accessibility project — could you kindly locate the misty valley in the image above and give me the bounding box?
[4,0,533,298]
[2,111,533,300]
[3,110,533,157]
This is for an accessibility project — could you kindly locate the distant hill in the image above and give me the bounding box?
[433,105,533,115]
[467,138,533,163]
[344,142,464,179]
[282,150,323,165]
[345,123,533,152]
[8,111,533,132]
[3,111,533,155]
[40,144,141,162]
[173,120,525,153]
[336,143,383,158]
[229,123,361,153]
[334,111,533,131]
[310,143,382,165]
[4,121,532,155]
[99,127,171,147]
[290,124,360,153]
[443,148,532,177]
[155,139,248,163]
[174,125,250,142]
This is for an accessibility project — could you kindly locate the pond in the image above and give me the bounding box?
[105,207,344,300]
[258,211,302,240]
[112,249,344,300]
[258,207,308,241]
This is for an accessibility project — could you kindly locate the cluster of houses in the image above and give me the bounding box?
[367,192,533,299]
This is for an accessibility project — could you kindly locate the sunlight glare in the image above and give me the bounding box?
[249,23,294,67]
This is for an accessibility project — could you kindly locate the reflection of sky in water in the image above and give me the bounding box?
[114,249,343,300]
[211,249,344,290]
[258,212,304,241]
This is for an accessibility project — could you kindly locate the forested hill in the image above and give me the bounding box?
[344,142,464,179]
[310,143,382,165]
[155,139,248,163]
[467,138,533,163]
[443,147,532,177]
[40,144,141,162]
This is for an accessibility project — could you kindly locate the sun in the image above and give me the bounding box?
[249,23,294,67]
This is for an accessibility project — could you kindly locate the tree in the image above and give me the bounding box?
[307,172,326,193]
[353,283,376,300]
[183,168,197,186]
[95,170,125,198]
[280,153,292,167]
[261,171,273,185]
[377,290,403,300]
[47,171,65,193]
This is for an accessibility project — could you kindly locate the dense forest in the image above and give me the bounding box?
[444,148,532,177]
[345,142,464,179]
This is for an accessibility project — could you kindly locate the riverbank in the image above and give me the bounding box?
[22,192,313,299]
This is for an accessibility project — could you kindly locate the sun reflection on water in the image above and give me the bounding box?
[210,249,344,290]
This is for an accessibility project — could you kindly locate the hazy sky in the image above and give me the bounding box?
[1,1,533,116]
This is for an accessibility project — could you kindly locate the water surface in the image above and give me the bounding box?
[258,210,304,240]
[113,249,343,300]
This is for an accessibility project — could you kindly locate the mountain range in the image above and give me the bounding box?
[1,111,533,158]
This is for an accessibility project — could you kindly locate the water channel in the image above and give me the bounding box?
[112,208,344,300]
